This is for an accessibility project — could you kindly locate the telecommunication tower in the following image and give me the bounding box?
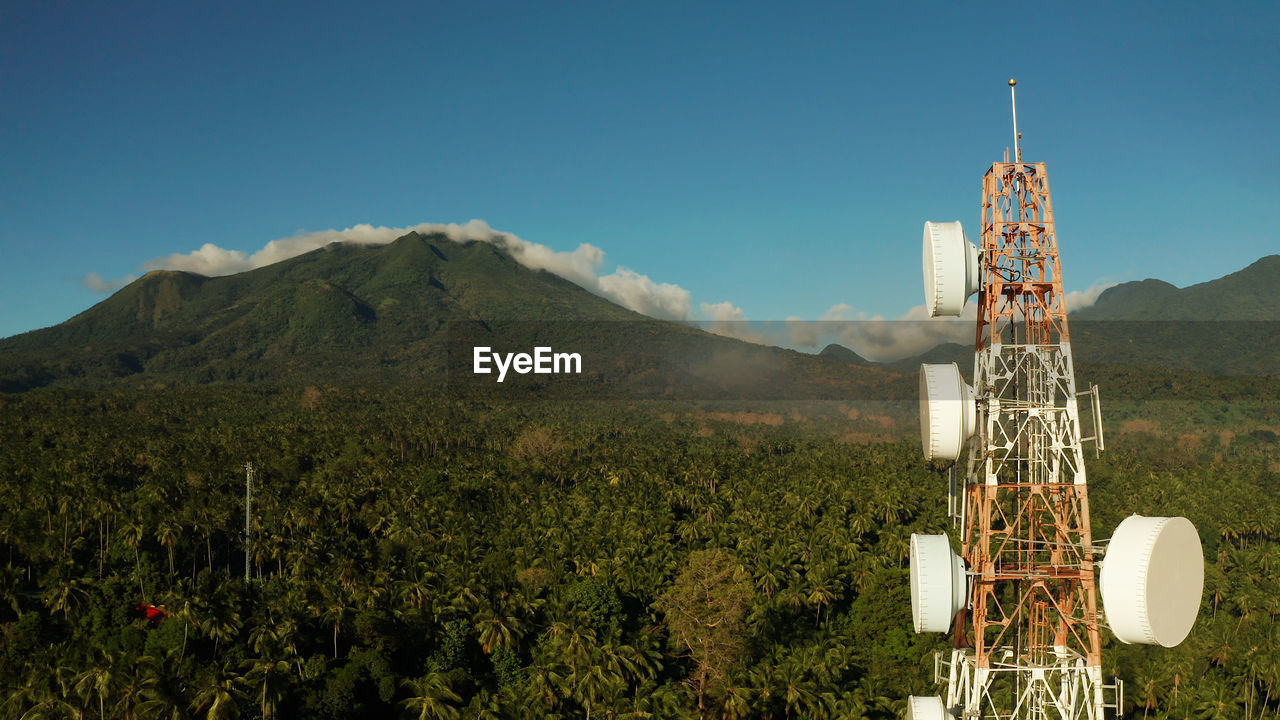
[905,80,1205,720]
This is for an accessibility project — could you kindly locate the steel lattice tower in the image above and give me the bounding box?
[909,81,1202,720]
[939,159,1115,720]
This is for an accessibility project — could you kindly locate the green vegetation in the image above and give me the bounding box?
[0,384,1276,719]
[3,239,1277,717]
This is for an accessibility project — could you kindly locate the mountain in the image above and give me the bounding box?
[1072,255,1280,321]
[9,237,1276,392]
[1,232,630,388]
[1064,255,1280,374]
[0,232,909,399]
[817,343,871,365]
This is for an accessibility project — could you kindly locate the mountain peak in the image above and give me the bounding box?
[1232,254,1280,278]
[818,343,871,365]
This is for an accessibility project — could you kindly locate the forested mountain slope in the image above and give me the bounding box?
[1074,255,1280,321]
[0,233,901,398]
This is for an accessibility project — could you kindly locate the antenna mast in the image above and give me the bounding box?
[245,461,254,582]
[1010,78,1021,163]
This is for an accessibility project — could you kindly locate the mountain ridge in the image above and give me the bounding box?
[1073,255,1280,321]
[4,241,1277,391]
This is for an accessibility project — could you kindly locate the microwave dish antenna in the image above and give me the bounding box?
[923,221,979,317]
[1100,515,1204,647]
[919,363,976,463]
[910,533,967,633]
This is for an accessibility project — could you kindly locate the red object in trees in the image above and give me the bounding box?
[133,603,168,624]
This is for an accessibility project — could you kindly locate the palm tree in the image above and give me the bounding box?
[573,663,621,720]
[121,520,147,600]
[156,521,179,576]
[133,655,184,720]
[400,672,462,720]
[525,662,566,711]
[777,663,819,720]
[721,686,753,720]
[1130,665,1164,718]
[43,574,88,620]
[1191,680,1240,719]
[474,606,526,654]
[243,657,290,720]
[310,598,350,659]
[548,622,596,687]
[200,607,243,657]
[806,580,837,626]
[189,664,245,720]
[74,659,120,720]
[464,688,504,720]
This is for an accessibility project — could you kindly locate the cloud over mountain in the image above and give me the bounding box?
[82,272,138,294]
[109,220,697,321]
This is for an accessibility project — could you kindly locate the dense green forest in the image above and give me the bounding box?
[1,384,1277,719]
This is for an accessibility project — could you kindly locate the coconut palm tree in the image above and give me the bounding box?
[189,664,245,720]
[400,672,462,720]
[155,521,179,576]
[243,657,291,720]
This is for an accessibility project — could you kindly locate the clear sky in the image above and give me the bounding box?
[2,1,1277,340]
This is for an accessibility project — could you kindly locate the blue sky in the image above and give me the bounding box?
[2,1,1277,340]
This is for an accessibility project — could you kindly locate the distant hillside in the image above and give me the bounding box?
[1073,255,1280,321]
[1065,255,1280,374]
[0,232,907,399]
[861,324,1280,378]
[817,343,871,365]
[814,256,1280,377]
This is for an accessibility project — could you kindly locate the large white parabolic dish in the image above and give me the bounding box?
[910,533,966,633]
[1100,515,1204,647]
[923,221,979,317]
[920,363,977,463]
[906,695,952,719]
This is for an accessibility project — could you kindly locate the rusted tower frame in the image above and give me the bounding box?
[953,161,1104,717]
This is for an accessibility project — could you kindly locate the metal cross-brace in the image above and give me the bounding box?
[942,648,1115,720]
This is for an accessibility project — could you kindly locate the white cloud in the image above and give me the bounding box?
[82,272,138,294]
[1065,280,1118,312]
[596,268,693,321]
[700,301,745,323]
[696,301,772,344]
[143,243,253,276]
[818,303,858,322]
[140,220,512,276]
